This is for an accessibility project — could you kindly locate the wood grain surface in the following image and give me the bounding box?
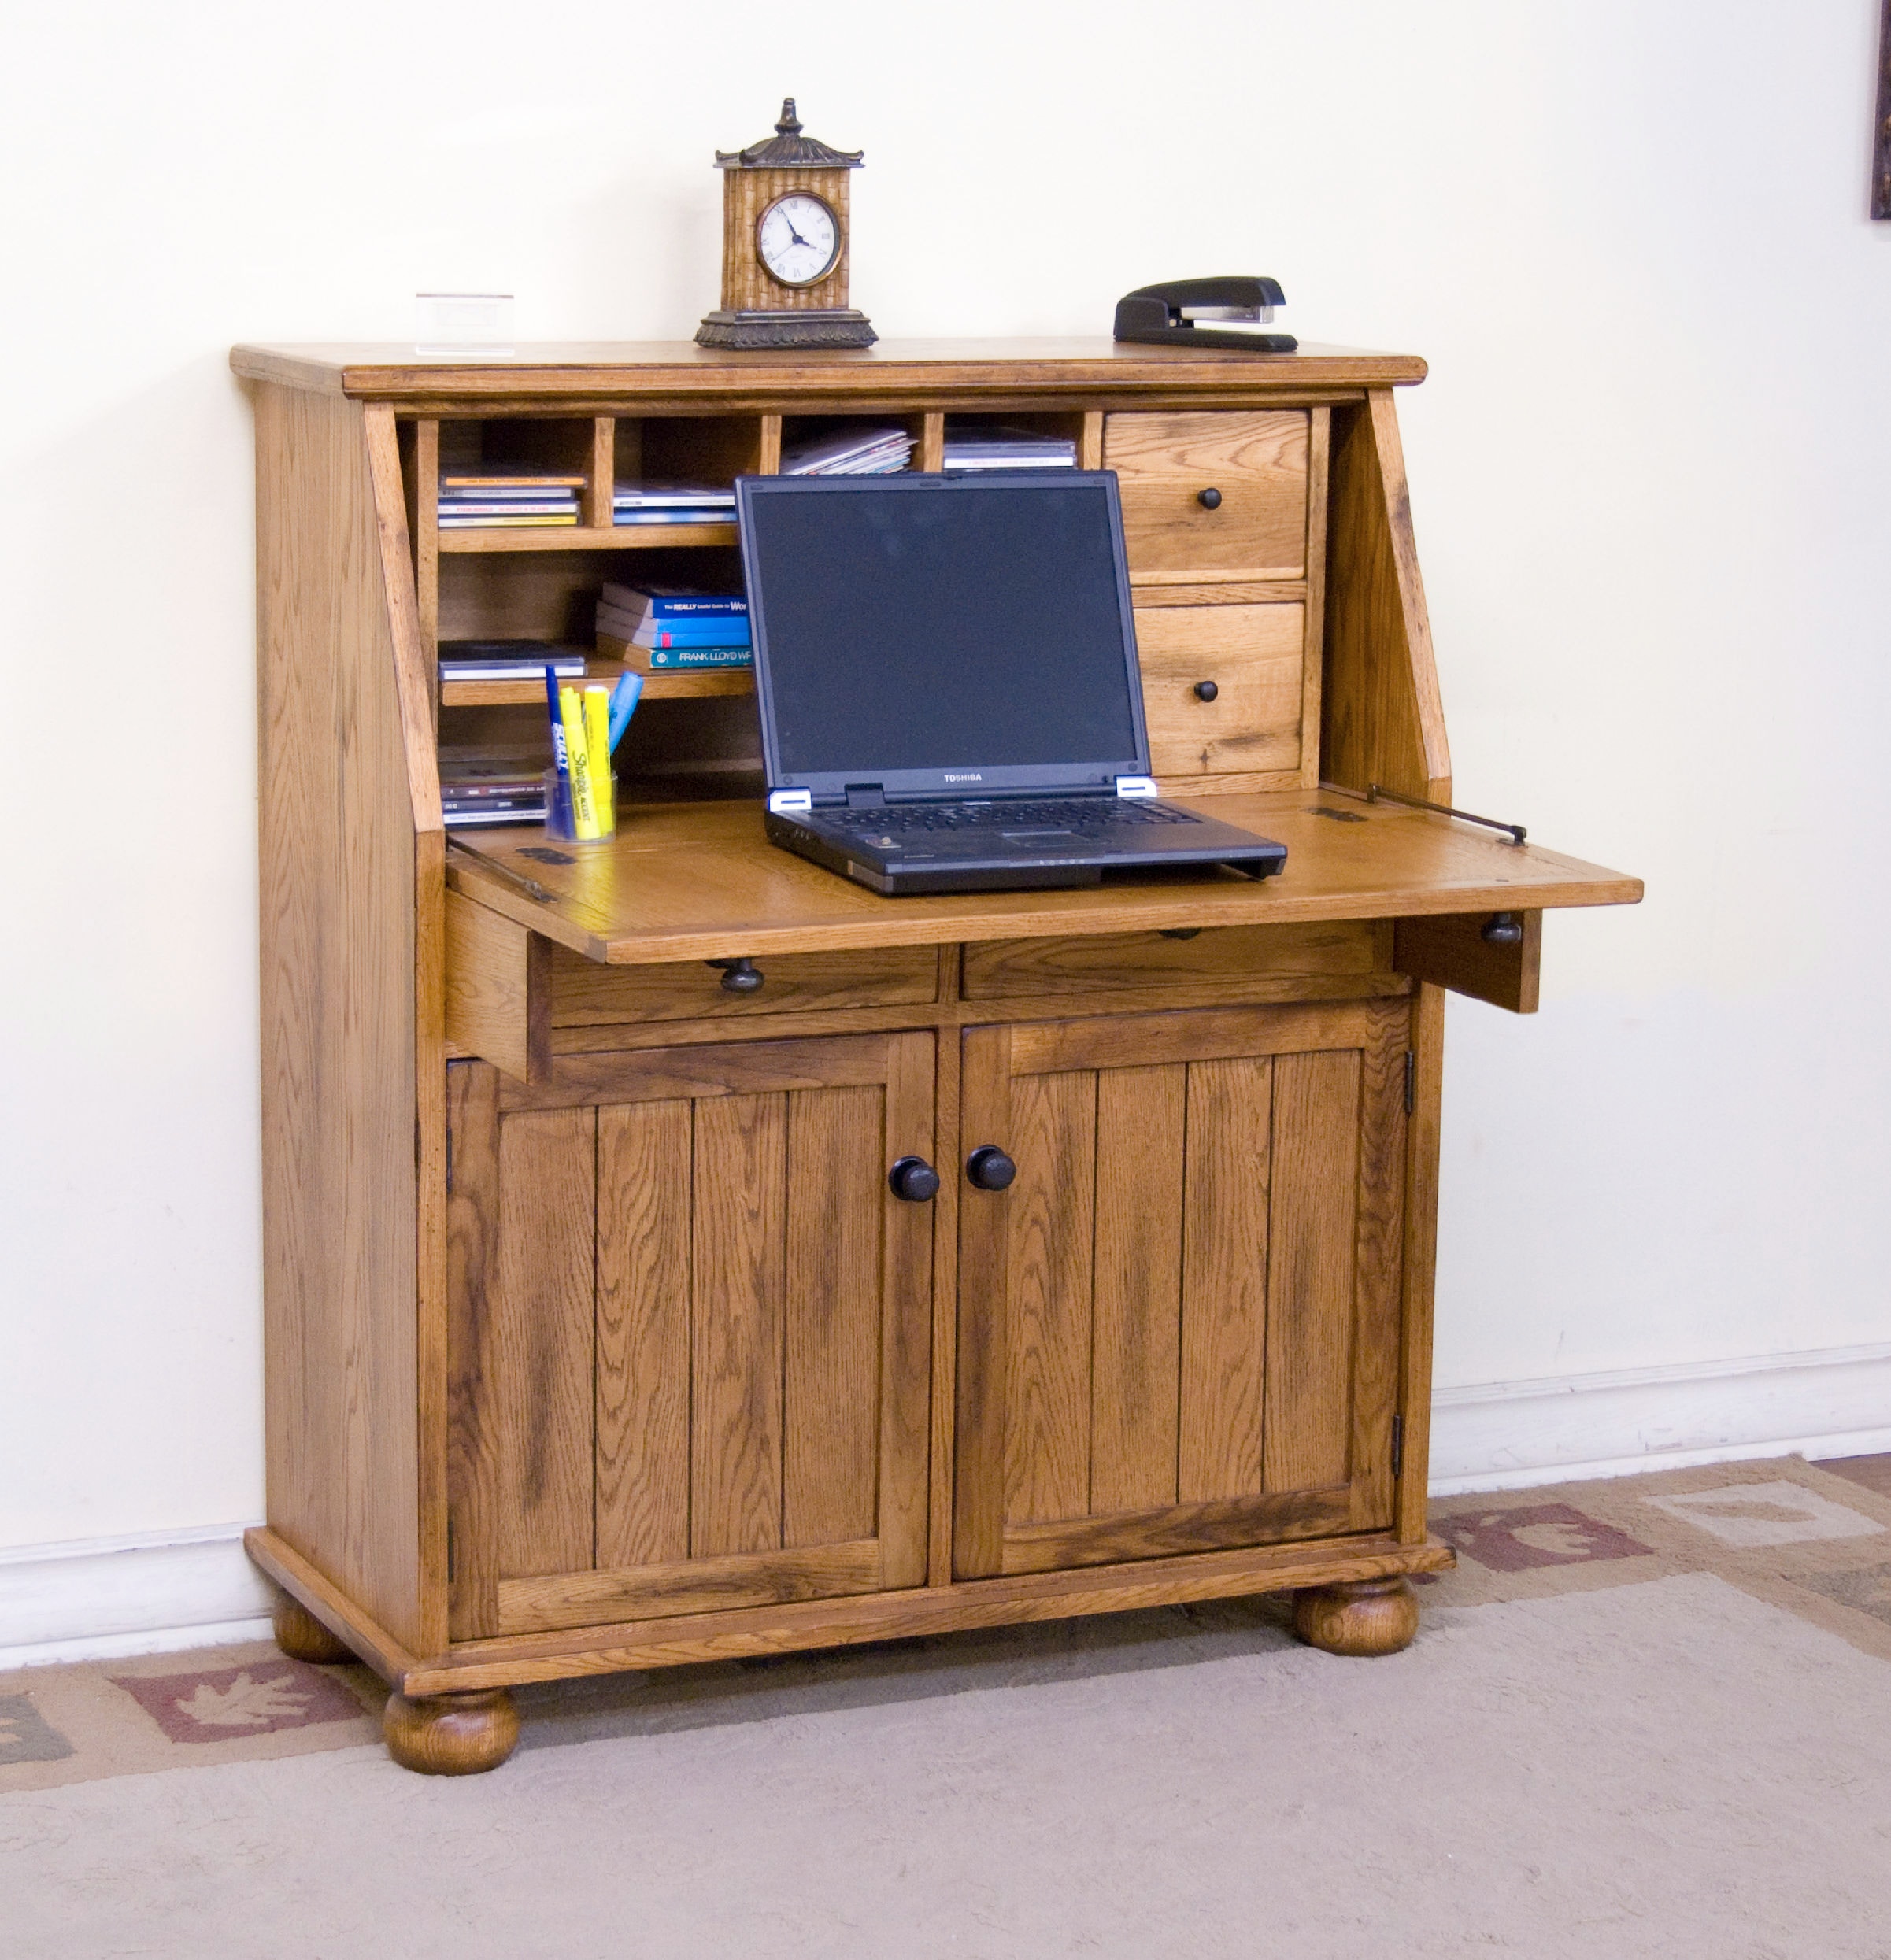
[1133,602,1305,781]
[1106,410,1308,582]
[783,1085,883,1548]
[231,339,1428,409]
[1001,1486,1351,1576]
[1260,1050,1360,1494]
[1323,392,1451,801]
[548,941,938,1026]
[498,1540,882,1635]
[1394,908,1543,1014]
[594,1100,693,1570]
[255,383,426,1651]
[690,1092,788,1557]
[1089,1066,1186,1514]
[492,1105,597,1579]
[962,920,1386,1000]
[401,1529,1454,1693]
[440,792,1640,969]
[1177,1055,1273,1502]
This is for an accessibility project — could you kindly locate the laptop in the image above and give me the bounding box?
[735,471,1289,895]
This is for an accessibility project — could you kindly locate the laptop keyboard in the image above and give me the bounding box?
[825,797,1203,838]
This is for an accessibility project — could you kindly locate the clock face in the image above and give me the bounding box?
[757,192,842,288]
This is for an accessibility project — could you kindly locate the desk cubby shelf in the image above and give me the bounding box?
[234,339,1639,1776]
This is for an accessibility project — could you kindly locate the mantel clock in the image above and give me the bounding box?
[697,100,875,349]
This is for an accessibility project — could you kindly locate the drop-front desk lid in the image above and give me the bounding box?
[442,789,1641,968]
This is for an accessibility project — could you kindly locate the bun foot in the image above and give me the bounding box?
[1293,1575,1420,1656]
[272,1592,355,1665]
[383,1688,520,1776]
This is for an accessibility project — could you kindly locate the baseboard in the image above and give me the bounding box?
[1429,1341,1891,1494]
[5,1344,1889,1668]
[0,1523,273,1671]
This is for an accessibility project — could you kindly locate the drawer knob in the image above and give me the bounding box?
[887,1156,941,1203]
[1197,486,1223,510]
[1481,912,1523,946]
[1193,679,1219,702]
[966,1145,1016,1192]
[1160,928,1201,941]
[707,956,764,993]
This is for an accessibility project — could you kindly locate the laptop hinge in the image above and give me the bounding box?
[1115,775,1159,799]
[846,783,886,809]
[767,788,812,815]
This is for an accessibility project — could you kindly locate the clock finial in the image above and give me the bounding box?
[776,98,801,137]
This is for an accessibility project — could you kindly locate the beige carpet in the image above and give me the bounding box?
[5,1454,1890,1957]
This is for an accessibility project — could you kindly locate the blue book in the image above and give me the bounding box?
[634,620,753,649]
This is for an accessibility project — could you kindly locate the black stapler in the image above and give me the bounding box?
[1112,276,1297,353]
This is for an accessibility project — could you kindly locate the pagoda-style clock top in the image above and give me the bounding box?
[716,100,864,172]
[698,98,875,349]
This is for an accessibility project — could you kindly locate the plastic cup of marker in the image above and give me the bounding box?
[542,767,595,843]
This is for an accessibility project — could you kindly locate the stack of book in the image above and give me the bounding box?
[781,425,913,475]
[942,423,1079,470]
[437,470,582,528]
[612,482,736,527]
[596,582,750,672]
[438,640,585,683]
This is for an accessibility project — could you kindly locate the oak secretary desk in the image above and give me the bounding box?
[231,339,1640,1774]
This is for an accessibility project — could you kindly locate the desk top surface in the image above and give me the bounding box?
[442,790,1641,967]
[230,338,1427,405]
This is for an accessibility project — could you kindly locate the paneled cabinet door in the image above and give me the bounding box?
[953,1000,1407,1580]
[446,1033,935,1641]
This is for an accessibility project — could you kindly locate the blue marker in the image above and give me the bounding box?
[607,671,645,753]
[545,664,575,834]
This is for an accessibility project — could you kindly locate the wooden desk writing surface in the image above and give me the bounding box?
[445,792,1641,967]
[239,338,1640,1772]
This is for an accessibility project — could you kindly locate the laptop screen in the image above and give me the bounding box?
[738,473,1149,799]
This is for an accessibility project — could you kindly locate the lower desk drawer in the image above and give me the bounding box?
[961,921,1392,1001]
[550,941,941,1027]
[445,889,942,1084]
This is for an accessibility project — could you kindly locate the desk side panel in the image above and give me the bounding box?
[257,382,424,1649]
[1323,390,1452,802]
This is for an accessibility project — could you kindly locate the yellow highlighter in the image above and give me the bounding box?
[583,686,615,836]
[560,686,600,839]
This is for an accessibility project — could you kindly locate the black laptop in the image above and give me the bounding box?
[736,471,1288,895]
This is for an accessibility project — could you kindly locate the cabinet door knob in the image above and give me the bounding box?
[887,1156,941,1202]
[1197,486,1223,510]
[965,1145,1016,1192]
[707,956,764,993]
[1193,679,1218,702]
[1481,912,1523,946]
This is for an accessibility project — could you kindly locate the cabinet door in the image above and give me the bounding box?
[954,1000,1405,1580]
[446,1032,934,1640]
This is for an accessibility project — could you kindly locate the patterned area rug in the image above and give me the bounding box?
[2,1453,1888,1956]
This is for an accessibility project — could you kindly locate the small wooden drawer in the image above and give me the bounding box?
[962,921,1390,1001]
[1135,602,1305,784]
[1104,410,1308,584]
[548,942,938,1027]
[446,889,939,1083]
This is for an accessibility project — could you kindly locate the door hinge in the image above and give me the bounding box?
[445,1129,454,1195]
[446,1518,457,1585]
[1391,1413,1405,1480]
[1404,1050,1415,1114]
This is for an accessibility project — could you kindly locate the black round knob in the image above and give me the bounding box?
[966,1145,1016,1192]
[887,1156,940,1203]
[1197,486,1222,510]
[1193,679,1219,702]
[1481,912,1523,946]
[707,956,764,993]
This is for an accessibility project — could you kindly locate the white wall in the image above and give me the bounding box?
[2,1,1888,1558]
